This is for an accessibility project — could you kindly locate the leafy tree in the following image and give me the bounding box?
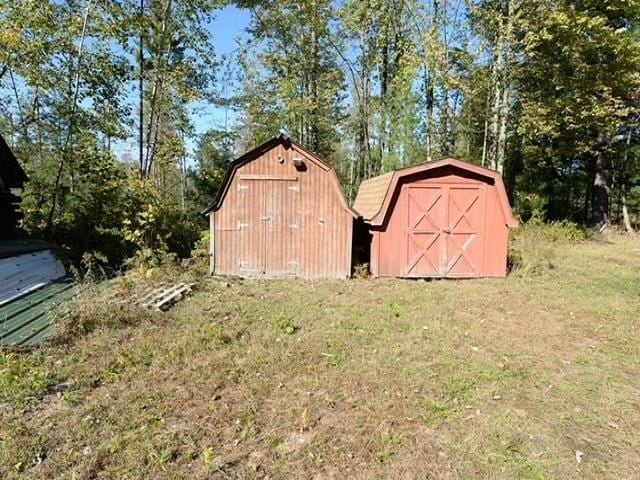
[126,0,219,179]
[2,0,640,269]
[337,0,424,198]
[0,0,220,266]
[237,0,346,160]
[513,0,640,225]
[189,128,236,213]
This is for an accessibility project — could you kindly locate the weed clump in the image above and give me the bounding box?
[387,301,400,318]
[52,297,158,346]
[352,263,370,279]
[275,312,297,335]
[421,399,456,427]
[0,351,50,406]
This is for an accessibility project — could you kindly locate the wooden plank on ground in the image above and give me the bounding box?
[138,282,195,311]
[149,283,194,310]
[134,284,168,305]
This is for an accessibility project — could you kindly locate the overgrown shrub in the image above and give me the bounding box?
[509,220,587,275]
[51,289,161,345]
[124,248,179,279]
[121,188,202,262]
[514,192,546,223]
[22,154,202,274]
[155,207,202,259]
[192,230,210,259]
[78,251,114,281]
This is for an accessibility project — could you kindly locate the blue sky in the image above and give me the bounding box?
[193,5,251,134]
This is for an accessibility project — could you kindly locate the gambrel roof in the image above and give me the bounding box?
[353,157,518,228]
[203,133,357,217]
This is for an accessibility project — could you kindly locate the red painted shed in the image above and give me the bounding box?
[353,158,518,278]
[204,134,356,279]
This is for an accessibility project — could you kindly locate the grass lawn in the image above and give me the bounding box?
[1,233,639,479]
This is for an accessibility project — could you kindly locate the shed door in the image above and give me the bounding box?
[405,184,485,277]
[238,178,266,274]
[264,179,299,276]
[238,176,299,276]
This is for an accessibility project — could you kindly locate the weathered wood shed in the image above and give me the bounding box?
[205,134,357,279]
[0,133,28,240]
[353,157,518,278]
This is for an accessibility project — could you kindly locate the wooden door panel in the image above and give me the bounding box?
[445,186,485,277]
[265,180,299,276]
[238,179,266,274]
[403,184,485,278]
[405,186,446,277]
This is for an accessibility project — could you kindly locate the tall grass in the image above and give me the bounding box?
[509,220,587,275]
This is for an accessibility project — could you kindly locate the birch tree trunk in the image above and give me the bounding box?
[46,1,91,232]
[621,190,634,232]
[495,1,514,173]
[310,1,319,152]
[621,126,634,232]
[592,155,610,229]
[439,0,452,155]
[138,0,145,177]
[481,87,490,167]
[141,0,172,179]
[488,30,503,170]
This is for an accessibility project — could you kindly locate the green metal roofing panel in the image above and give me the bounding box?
[0,278,77,346]
[0,239,52,259]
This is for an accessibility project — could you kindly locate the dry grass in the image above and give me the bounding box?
[1,232,639,479]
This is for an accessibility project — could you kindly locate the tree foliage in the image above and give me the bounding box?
[0,0,219,267]
[1,0,640,273]
[237,0,346,160]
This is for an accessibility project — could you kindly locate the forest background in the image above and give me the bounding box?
[1,0,638,268]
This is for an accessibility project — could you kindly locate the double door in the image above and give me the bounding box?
[238,177,299,276]
[404,184,485,277]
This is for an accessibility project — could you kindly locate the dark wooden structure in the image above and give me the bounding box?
[354,158,518,278]
[205,134,356,279]
[0,133,28,239]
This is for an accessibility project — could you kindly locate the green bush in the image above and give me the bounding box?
[275,312,297,335]
[509,220,587,275]
[511,219,587,245]
[192,230,210,259]
[514,192,546,223]
[21,153,202,273]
